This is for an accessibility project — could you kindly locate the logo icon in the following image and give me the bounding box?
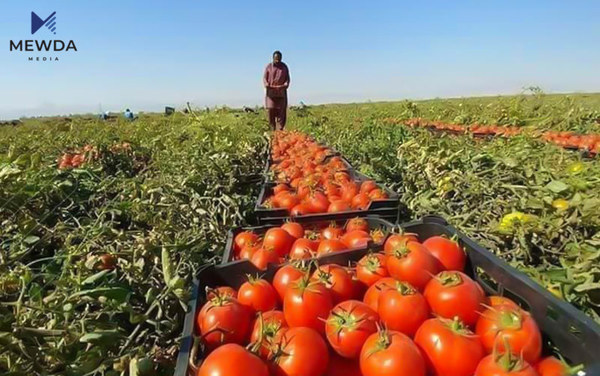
[31,11,56,35]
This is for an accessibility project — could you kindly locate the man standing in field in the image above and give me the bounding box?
[263,51,290,130]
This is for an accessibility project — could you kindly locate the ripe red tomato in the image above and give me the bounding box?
[281,222,305,239]
[328,199,352,213]
[306,191,330,213]
[356,253,389,286]
[340,230,371,248]
[387,241,442,290]
[270,327,330,376]
[383,233,419,256]
[321,224,344,240]
[273,183,291,195]
[263,228,295,257]
[237,277,278,312]
[351,192,371,210]
[476,305,542,364]
[239,242,261,260]
[378,281,429,336]
[360,180,378,194]
[325,353,362,376]
[317,239,347,256]
[290,203,311,216]
[197,296,252,349]
[488,295,520,310]
[424,271,485,326]
[346,217,369,232]
[289,238,318,260]
[197,343,269,376]
[272,263,308,302]
[206,286,236,300]
[250,310,288,358]
[475,353,537,376]
[283,277,333,334]
[423,236,466,271]
[368,188,388,200]
[250,247,282,270]
[414,317,485,376]
[535,356,579,376]
[234,231,259,255]
[278,193,301,211]
[326,300,378,358]
[363,277,396,311]
[360,330,426,376]
[311,264,355,304]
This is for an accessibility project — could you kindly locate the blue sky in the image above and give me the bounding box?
[0,0,599,119]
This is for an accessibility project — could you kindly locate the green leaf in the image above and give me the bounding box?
[23,236,40,245]
[82,269,111,285]
[162,247,172,285]
[79,330,120,344]
[69,287,130,302]
[545,180,569,193]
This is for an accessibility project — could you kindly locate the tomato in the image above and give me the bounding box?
[251,247,282,270]
[368,188,388,200]
[476,305,542,364]
[351,192,371,210]
[424,271,485,326]
[290,203,311,216]
[273,263,308,302]
[346,217,369,232]
[326,300,378,358]
[383,233,419,256]
[321,224,344,240]
[311,264,355,304]
[238,277,278,312]
[273,183,291,195]
[356,253,389,286]
[98,253,117,270]
[414,317,485,376]
[281,222,305,239]
[326,353,362,376]
[360,330,426,376]
[239,241,261,260]
[71,154,85,167]
[197,295,252,349]
[370,228,386,244]
[250,310,288,358]
[234,231,259,255]
[341,183,359,203]
[475,353,537,376]
[263,228,295,257]
[270,327,330,376]
[277,192,301,211]
[328,199,352,213]
[360,180,378,194]
[378,281,429,336]
[387,241,442,290]
[283,276,333,333]
[423,235,466,271]
[206,286,236,300]
[289,238,318,260]
[306,191,330,213]
[535,356,581,376]
[317,239,347,256]
[363,277,396,312]
[340,230,371,248]
[488,295,520,310]
[347,266,367,299]
[197,343,269,376]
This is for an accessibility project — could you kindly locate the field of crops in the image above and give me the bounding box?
[1,92,600,375]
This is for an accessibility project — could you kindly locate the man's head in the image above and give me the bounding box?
[273,50,282,64]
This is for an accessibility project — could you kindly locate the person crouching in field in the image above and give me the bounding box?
[263,50,290,130]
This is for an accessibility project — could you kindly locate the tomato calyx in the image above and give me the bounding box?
[293,275,325,296]
[391,242,412,258]
[497,307,524,330]
[204,287,235,307]
[364,327,392,358]
[370,228,386,243]
[305,230,321,241]
[361,253,384,273]
[436,271,463,287]
[328,304,368,334]
[493,338,528,373]
[391,281,417,295]
[249,312,284,354]
[440,316,477,337]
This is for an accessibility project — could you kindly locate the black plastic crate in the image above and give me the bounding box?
[221,216,396,265]
[254,180,400,226]
[175,216,600,376]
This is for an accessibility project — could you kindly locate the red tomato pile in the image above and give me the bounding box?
[264,132,390,215]
[541,131,600,154]
[196,232,569,376]
[57,142,132,169]
[232,218,386,268]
